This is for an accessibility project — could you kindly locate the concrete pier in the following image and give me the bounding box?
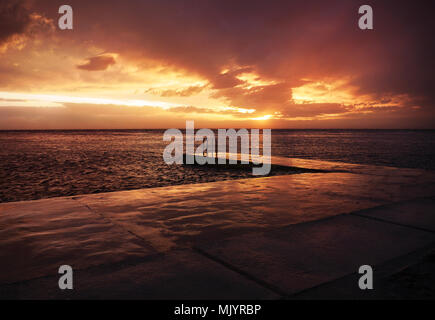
[1,157,435,299]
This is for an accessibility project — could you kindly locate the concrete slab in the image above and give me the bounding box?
[73,170,435,250]
[0,197,156,285]
[194,153,435,178]
[352,197,435,233]
[0,157,434,298]
[0,250,279,300]
[289,244,435,300]
[195,214,435,296]
[279,157,435,177]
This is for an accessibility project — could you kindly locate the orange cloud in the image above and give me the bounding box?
[77,54,117,71]
[146,85,207,97]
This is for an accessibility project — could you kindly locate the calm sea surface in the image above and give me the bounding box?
[1,130,434,203]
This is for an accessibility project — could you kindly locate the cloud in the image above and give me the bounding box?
[146,85,207,97]
[0,102,432,129]
[0,1,53,53]
[211,68,252,89]
[168,105,253,116]
[77,0,431,115]
[0,103,173,129]
[282,103,350,118]
[77,54,117,71]
[1,0,434,128]
[0,0,31,44]
[169,106,215,113]
[0,97,26,102]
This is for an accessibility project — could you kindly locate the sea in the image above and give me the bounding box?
[1,129,434,203]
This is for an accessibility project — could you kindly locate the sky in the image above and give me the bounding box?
[0,0,434,129]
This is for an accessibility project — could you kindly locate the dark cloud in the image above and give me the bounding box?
[211,68,253,89]
[281,103,350,118]
[211,82,296,113]
[0,0,31,44]
[77,54,116,71]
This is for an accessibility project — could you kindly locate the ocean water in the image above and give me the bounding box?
[1,129,434,203]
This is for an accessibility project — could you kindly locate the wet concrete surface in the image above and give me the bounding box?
[195,212,435,296]
[0,157,434,299]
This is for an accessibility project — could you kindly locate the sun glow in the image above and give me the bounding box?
[292,80,356,104]
[251,114,273,121]
[236,72,277,89]
[0,92,181,109]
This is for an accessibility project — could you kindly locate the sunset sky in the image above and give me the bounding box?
[0,0,433,129]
